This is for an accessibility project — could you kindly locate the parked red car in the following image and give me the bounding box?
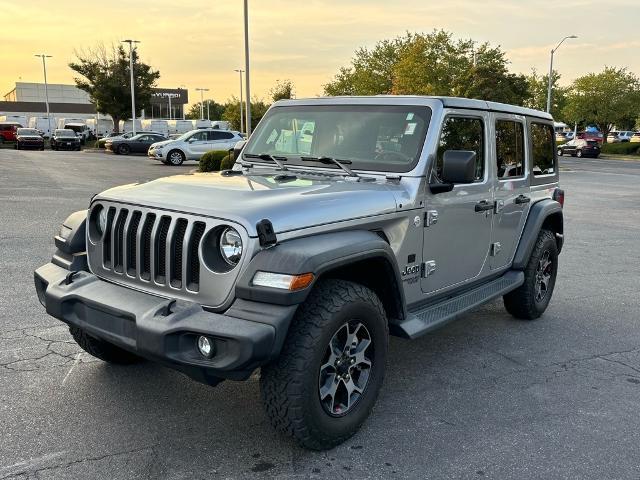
[576,131,604,144]
[0,122,21,144]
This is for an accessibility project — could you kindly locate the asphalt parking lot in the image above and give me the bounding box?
[1,149,639,479]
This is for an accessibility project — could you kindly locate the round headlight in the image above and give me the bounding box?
[97,206,108,235]
[219,227,243,266]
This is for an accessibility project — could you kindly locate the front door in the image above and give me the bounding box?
[490,114,530,270]
[421,112,493,294]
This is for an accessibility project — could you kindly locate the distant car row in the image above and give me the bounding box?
[556,130,640,144]
[12,128,82,151]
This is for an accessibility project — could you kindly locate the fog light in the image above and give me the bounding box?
[197,336,215,358]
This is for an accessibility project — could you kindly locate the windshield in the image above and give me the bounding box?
[56,129,76,137]
[243,105,432,172]
[18,128,40,136]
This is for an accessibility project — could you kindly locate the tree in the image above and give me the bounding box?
[221,96,270,131]
[186,100,224,120]
[270,79,295,101]
[524,69,566,118]
[324,30,529,105]
[562,67,640,139]
[69,44,160,132]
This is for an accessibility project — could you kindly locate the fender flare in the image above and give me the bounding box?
[52,210,88,271]
[235,230,405,311]
[512,199,563,270]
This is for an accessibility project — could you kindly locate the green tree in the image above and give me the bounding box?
[221,96,270,131]
[324,30,529,105]
[562,67,640,139]
[186,100,224,120]
[524,69,566,118]
[270,79,295,101]
[69,44,160,132]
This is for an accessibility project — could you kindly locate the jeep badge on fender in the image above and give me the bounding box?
[35,96,563,450]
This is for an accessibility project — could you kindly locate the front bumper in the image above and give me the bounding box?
[148,148,163,159]
[34,262,297,385]
[54,141,80,150]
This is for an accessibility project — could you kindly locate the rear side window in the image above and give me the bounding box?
[530,123,555,176]
[209,131,234,140]
[437,116,484,181]
[495,120,525,179]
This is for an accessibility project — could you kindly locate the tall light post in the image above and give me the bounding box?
[546,35,577,113]
[122,39,140,134]
[234,69,244,133]
[243,0,252,135]
[195,88,209,119]
[34,54,52,136]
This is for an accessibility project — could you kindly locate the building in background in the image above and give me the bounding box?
[1,82,189,121]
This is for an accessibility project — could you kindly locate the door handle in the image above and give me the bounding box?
[475,200,494,212]
[515,194,531,204]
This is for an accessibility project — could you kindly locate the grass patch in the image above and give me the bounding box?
[600,142,640,156]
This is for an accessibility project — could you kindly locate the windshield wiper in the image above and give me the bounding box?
[300,156,358,177]
[243,153,288,170]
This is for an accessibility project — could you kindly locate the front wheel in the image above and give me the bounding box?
[260,279,388,450]
[504,229,558,320]
[118,144,130,155]
[167,149,185,166]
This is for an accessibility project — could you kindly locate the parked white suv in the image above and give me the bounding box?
[148,129,244,165]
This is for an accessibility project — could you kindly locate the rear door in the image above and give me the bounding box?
[421,111,493,294]
[490,114,530,270]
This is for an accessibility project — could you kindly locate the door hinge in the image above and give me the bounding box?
[494,199,504,214]
[421,260,437,277]
[490,242,502,256]
[424,210,439,227]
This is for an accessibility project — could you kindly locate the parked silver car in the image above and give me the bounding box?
[148,128,244,165]
[35,96,564,450]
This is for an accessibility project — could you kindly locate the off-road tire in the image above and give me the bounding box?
[260,279,388,450]
[504,229,558,320]
[70,326,142,364]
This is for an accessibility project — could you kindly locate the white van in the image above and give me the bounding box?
[0,115,28,127]
[28,116,56,137]
[211,120,230,130]
[119,119,143,133]
[141,119,169,136]
[195,119,212,129]
[86,118,114,138]
[168,119,194,134]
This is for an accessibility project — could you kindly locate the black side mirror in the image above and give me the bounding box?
[233,140,247,160]
[429,150,477,194]
[442,150,477,183]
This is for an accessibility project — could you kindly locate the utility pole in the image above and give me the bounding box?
[546,35,577,113]
[34,54,52,137]
[234,69,244,133]
[195,88,209,119]
[122,39,140,134]
[243,0,252,135]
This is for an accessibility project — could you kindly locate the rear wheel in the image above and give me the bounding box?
[260,279,388,450]
[70,327,142,364]
[167,149,185,166]
[504,229,558,320]
[557,148,562,156]
[577,149,583,158]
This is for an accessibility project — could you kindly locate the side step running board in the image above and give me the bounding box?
[391,271,524,340]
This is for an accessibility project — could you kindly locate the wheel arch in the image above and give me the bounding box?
[512,199,563,269]
[235,230,406,323]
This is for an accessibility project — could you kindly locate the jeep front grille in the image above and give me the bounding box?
[87,202,250,309]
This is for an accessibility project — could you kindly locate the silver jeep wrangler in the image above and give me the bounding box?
[35,96,564,450]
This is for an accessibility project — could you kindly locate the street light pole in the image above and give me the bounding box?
[546,35,577,113]
[34,54,52,136]
[243,0,252,135]
[122,39,140,134]
[234,69,244,133]
[195,88,209,119]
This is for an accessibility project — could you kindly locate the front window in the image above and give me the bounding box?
[243,104,431,172]
[434,116,485,182]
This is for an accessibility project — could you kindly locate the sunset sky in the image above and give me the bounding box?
[2,0,639,106]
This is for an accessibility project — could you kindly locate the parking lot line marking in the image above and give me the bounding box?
[61,353,81,386]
